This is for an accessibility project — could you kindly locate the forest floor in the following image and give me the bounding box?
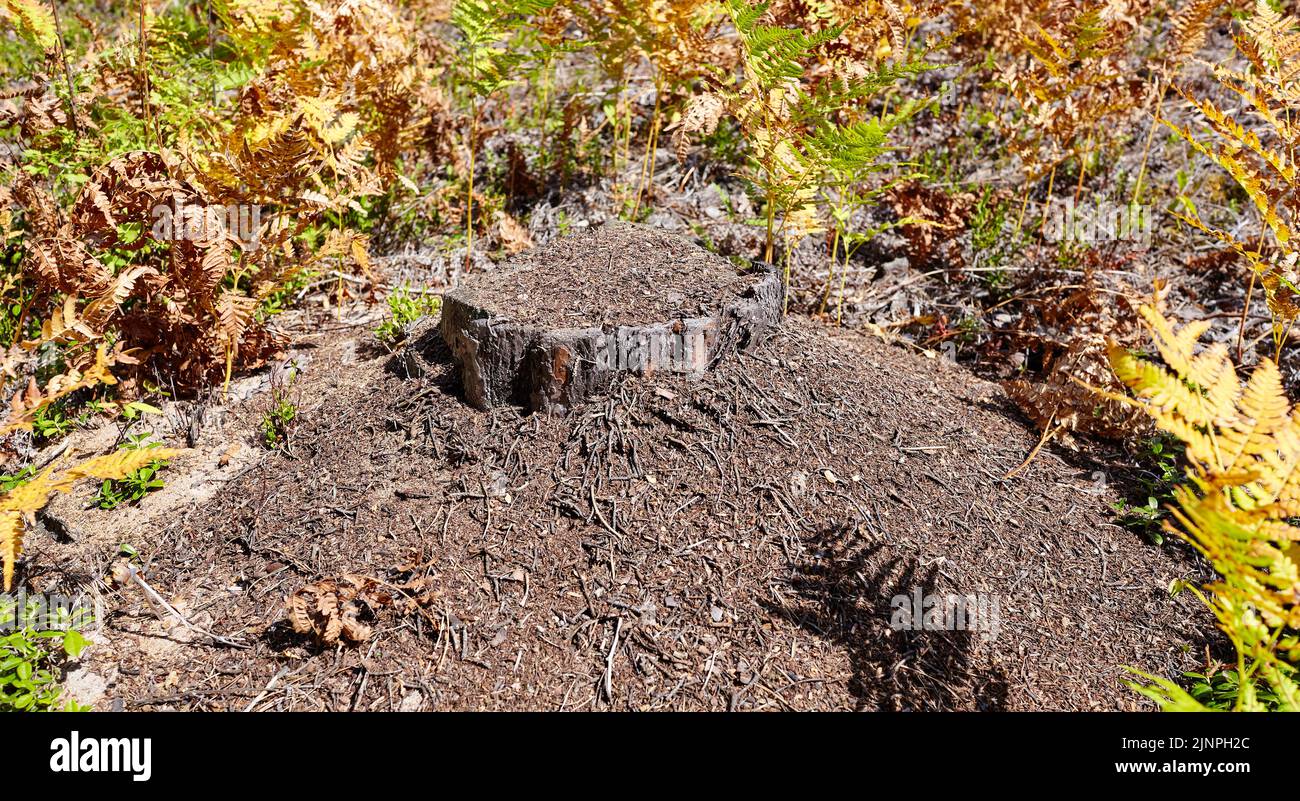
[12,15,1264,710]
[24,261,1210,711]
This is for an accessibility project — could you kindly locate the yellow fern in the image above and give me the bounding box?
[0,0,57,51]
[0,447,182,591]
[1,343,123,436]
[1108,305,1300,710]
[1164,0,1300,353]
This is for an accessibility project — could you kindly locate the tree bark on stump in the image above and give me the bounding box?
[439,224,784,413]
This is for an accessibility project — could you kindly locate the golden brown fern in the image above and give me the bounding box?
[1,445,183,590]
[1167,0,1222,69]
[1105,305,1300,710]
[1,343,127,436]
[994,1,1155,181]
[1163,0,1299,354]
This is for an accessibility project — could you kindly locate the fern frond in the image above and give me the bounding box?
[1109,305,1300,710]
[1168,0,1221,69]
[1168,1,1300,339]
[2,343,121,436]
[0,511,22,595]
[61,447,183,484]
[0,446,183,590]
[0,0,57,51]
[1124,668,1213,712]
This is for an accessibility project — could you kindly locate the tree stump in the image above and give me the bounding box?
[440,221,783,412]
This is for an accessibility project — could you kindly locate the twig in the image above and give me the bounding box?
[602,617,622,704]
[243,667,290,712]
[120,564,250,649]
[47,0,80,134]
[1004,416,1061,480]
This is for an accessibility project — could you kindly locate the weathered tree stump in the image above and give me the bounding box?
[440,221,783,412]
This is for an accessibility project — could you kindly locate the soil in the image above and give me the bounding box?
[31,301,1210,711]
[453,220,761,329]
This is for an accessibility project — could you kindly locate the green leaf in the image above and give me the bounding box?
[62,630,87,659]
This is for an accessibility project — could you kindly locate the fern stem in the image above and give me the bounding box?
[222,342,234,403]
[819,224,840,316]
[782,238,791,316]
[764,193,775,265]
[632,76,663,221]
[836,240,850,327]
[1238,269,1256,361]
[1004,417,1060,479]
[1276,315,1295,362]
[465,107,477,273]
[1037,163,1057,241]
[1131,80,1164,206]
[537,54,554,171]
[1072,135,1092,207]
[1014,185,1030,238]
[47,0,79,135]
[139,0,153,149]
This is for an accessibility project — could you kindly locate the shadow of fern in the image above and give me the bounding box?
[761,527,1011,711]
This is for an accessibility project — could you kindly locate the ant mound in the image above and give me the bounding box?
[73,316,1207,711]
[441,221,783,412]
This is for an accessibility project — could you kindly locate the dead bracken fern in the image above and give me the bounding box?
[1,0,434,392]
[286,576,381,645]
[992,1,1154,184]
[1005,271,1149,446]
[286,571,442,645]
[1,446,183,590]
[1166,0,1223,71]
[1104,304,1300,710]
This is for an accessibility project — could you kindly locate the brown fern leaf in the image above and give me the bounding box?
[286,576,384,645]
[1168,0,1221,69]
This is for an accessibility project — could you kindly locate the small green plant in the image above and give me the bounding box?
[0,466,37,493]
[676,0,937,309]
[260,364,299,450]
[970,188,1010,255]
[1186,667,1286,711]
[451,0,558,270]
[261,398,298,450]
[94,434,168,511]
[119,401,162,422]
[32,403,73,441]
[1112,434,1183,544]
[375,285,443,350]
[0,595,90,712]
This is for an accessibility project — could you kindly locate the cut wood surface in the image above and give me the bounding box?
[441,221,783,412]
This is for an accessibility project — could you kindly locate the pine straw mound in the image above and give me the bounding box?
[100,317,1206,711]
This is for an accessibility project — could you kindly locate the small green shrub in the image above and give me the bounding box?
[32,403,74,441]
[261,397,298,450]
[95,433,168,510]
[0,596,91,712]
[0,466,37,492]
[1186,668,1286,712]
[1112,434,1182,545]
[375,285,442,350]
